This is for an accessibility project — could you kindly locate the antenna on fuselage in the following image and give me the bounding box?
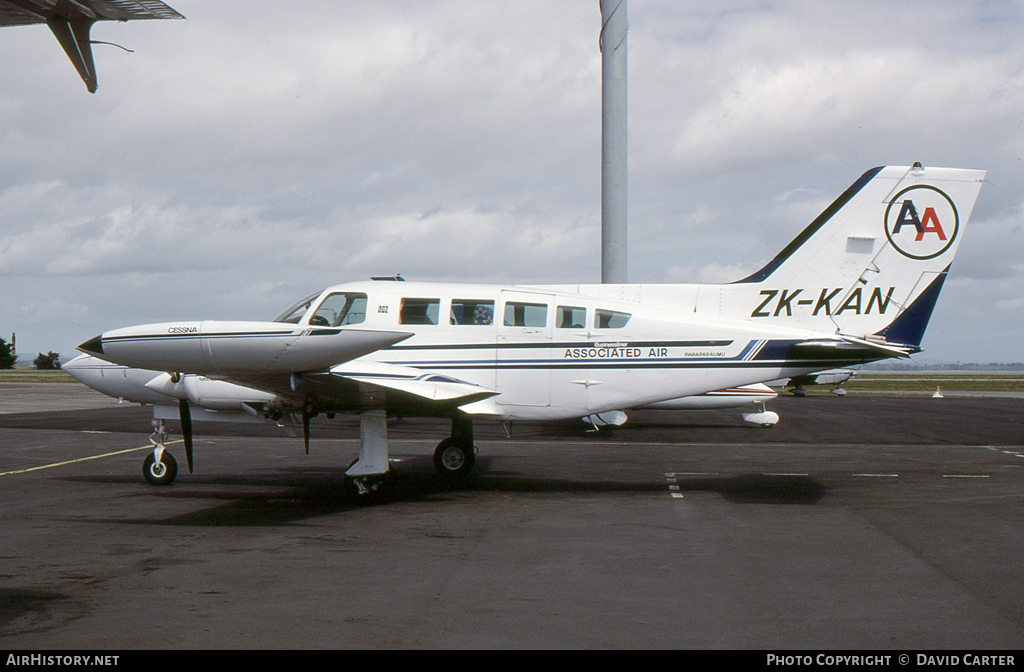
[600,0,628,284]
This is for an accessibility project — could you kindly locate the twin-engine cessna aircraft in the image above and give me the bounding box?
[68,165,985,492]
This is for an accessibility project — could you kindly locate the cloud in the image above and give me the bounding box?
[0,0,1022,364]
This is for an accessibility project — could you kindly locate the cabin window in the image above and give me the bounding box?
[503,302,547,328]
[450,300,494,325]
[557,306,586,329]
[400,298,440,325]
[595,309,631,329]
[310,292,368,326]
[273,291,324,324]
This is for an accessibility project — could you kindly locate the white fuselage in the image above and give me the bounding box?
[326,281,844,419]
[76,280,842,422]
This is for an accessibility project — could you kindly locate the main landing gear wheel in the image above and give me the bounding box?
[433,438,476,479]
[143,451,178,486]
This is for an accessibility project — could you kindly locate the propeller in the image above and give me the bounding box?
[302,411,311,455]
[302,402,317,455]
[179,399,194,473]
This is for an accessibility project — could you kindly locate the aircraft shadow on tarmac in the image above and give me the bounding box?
[0,588,77,637]
[9,396,1024,445]
[64,459,826,527]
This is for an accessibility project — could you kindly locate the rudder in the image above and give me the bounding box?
[732,165,985,346]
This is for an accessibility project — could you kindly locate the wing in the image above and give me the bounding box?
[0,0,184,92]
[0,1,183,25]
[0,2,47,26]
[203,358,506,422]
[301,360,502,417]
[75,1,184,21]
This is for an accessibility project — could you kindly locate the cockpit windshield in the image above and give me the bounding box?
[272,291,324,324]
[309,292,368,326]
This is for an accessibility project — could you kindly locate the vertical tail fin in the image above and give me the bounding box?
[733,165,985,348]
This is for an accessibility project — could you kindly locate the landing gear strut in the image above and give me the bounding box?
[345,409,391,497]
[143,419,178,485]
[343,410,477,497]
[433,415,476,479]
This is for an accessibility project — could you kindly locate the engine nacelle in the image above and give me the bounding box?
[79,321,411,376]
[145,372,279,411]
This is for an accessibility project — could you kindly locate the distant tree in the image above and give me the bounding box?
[0,338,13,369]
[34,352,61,370]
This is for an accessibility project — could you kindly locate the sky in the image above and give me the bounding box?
[1,0,1022,365]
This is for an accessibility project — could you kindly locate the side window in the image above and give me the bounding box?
[400,298,440,325]
[310,293,367,326]
[503,302,547,328]
[595,309,631,329]
[450,300,494,325]
[557,306,586,329]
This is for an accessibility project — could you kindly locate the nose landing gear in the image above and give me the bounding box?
[143,419,178,485]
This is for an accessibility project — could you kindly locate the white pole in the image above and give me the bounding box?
[600,0,628,284]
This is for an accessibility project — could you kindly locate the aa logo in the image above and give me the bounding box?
[884,185,959,260]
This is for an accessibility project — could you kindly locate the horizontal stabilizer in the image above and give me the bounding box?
[793,336,912,359]
[839,335,912,358]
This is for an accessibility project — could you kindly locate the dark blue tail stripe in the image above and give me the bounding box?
[875,267,949,349]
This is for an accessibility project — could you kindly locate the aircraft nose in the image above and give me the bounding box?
[78,335,104,356]
[62,354,98,384]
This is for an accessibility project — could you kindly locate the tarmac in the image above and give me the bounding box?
[1,383,1023,649]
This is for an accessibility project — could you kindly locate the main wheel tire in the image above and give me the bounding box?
[433,438,476,479]
[143,451,178,486]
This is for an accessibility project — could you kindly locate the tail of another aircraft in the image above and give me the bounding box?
[728,164,985,350]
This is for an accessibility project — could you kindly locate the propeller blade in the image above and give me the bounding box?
[302,411,311,455]
[179,399,194,473]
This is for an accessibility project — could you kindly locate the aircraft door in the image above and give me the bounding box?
[551,302,592,415]
[496,291,554,407]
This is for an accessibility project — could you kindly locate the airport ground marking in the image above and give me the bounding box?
[666,473,682,498]
[942,474,989,478]
[0,440,183,477]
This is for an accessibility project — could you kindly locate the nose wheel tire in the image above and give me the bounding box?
[433,438,476,479]
[143,451,178,486]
